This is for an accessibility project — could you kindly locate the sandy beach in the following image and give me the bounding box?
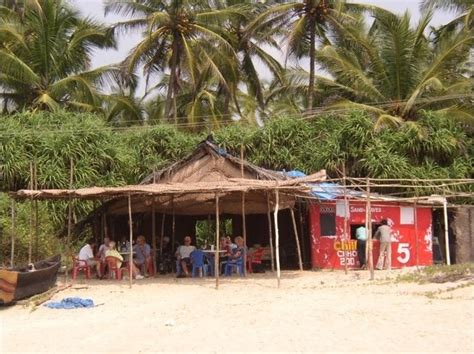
[1,269,473,353]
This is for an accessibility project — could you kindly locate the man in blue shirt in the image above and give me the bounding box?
[133,235,152,276]
[356,225,367,269]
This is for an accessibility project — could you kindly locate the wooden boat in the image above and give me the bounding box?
[0,255,61,305]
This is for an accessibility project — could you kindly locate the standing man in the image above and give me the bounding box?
[374,219,392,270]
[355,225,367,269]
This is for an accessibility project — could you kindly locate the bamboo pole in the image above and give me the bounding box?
[290,209,303,271]
[103,213,108,239]
[266,194,275,272]
[160,214,166,257]
[215,194,220,289]
[366,177,374,280]
[172,197,176,253]
[66,158,74,284]
[273,189,281,288]
[443,197,451,265]
[152,203,157,276]
[128,194,133,288]
[414,202,419,269]
[28,161,33,264]
[34,159,39,260]
[342,172,349,275]
[242,192,247,276]
[10,198,15,268]
[297,202,306,267]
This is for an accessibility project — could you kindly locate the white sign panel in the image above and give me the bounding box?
[400,207,414,225]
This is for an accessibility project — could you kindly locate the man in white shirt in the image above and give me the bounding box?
[97,237,111,262]
[175,236,196,277]
[78,241,101,278]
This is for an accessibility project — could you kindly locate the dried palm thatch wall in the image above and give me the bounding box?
[452,206,474,263]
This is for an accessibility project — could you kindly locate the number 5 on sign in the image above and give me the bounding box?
[397,243,410,264]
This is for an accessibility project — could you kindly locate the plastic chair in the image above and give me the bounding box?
[247,248,265,273]
[224,256,244,276]
[105,256,126,280]
[71,256,91,280]
[190,250,208,277]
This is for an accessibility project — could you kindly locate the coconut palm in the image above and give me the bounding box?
[246,0,372,112]
[105,0,243,124]
[0,0,120,112]
[312,9,474,127]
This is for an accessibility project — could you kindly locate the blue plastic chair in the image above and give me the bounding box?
[204,253,215,277]
[190,250,208,277]
[224,256,244,276]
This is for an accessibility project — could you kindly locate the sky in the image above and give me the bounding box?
[71,0,457,94]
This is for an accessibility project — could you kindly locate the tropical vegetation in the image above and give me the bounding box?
[0,0,472,263]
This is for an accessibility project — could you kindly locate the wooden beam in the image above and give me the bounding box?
[342,172,349,275]
[443,196,451,265]
[152,203,157,276]
[242,192,247,276]
[266,193,275,272]
[215,194,220,289]
[290,209,303,271]
[10,198,15,268]
[273,189,281,288]
[160,214,166,257]
[28,161,33,264]
[366,177,374,280]
[128,194,133,288]
[66,157,74,284]
[172,197,176,252]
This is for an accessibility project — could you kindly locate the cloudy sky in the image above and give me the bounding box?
[71,0,456,93]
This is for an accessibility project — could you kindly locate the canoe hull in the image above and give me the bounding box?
[0,255,61,305]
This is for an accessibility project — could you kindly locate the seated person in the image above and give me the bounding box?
[221,236,245,274]
[97,237,111,262]
[225,236,237,252]
[176,236,196,277]
[78,241,101,278]
[106,241,143,279]
[133,235,153,276]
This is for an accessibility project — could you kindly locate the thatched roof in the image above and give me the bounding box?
[141,140,288,184]
[12,139,327,215]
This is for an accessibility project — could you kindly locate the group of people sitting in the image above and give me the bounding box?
[77,235,153,280]
[175,235,246,277]
[77,234,247,279]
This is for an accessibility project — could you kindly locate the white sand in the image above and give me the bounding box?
[1,269,473,353]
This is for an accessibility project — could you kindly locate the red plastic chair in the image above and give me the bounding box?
[247,248,265,273]
[72,256,91,280]
[106,256,126,280]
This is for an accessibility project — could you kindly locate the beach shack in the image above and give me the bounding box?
[309,183,433,269]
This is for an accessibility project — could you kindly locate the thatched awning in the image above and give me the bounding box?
[11,171,326,215]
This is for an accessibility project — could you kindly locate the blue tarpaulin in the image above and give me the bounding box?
[44,297,95,309]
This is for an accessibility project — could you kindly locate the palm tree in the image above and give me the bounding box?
[312,9,473,127]
[105,0,242,124]
[247,0,370,112]
[0,0,119,112]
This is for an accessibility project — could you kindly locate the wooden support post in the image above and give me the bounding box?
[266,194,275,272]
[297,202,306,267]
[342,173,349,275]
[172,197,176,252]
[273,189,281,288]
[160,214,166,257]
[290,209,303,271]
[10,198,15,268]
[242,192,247,276]
[128,194,134,288]
[28,161,33,264]
[34,159,39,261]
[152,203,157,276]
[414,201,419,269]
[366,178,374,280]
[66,158,74,284]
[215,194,220,289]
[103,213,108,239]
[443,197,451,265]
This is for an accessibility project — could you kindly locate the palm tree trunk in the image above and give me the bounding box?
[166,40,179,124]
[307,19,316,113]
